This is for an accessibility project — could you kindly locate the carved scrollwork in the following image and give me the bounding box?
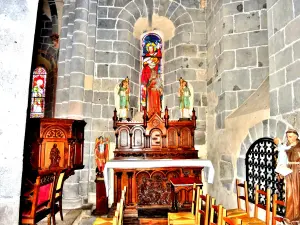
[41,174,55,185]
[137,172,172,205]
[45,128,65,138]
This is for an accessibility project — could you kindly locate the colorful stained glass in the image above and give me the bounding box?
[30,67,47,118]
[140,33,163,111]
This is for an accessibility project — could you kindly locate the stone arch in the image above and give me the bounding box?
[157,0,194,34]
[236,118,292,180]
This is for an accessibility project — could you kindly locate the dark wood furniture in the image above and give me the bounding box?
[112,108,198,160]
[20,118,86,224]
[21,171,57,225]
[170,177,203,211]
[109,108,204,209]
[93,173,109,215]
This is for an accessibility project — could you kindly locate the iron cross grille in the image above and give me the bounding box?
[245,137,285,216]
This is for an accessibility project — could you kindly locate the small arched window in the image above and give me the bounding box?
[246,137,285,216]
[30,67,47,118]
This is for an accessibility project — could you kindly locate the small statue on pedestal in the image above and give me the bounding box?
[178,77,193,119]
[115,77,130,120]
[93,136,110,215]
[94,136,109,177]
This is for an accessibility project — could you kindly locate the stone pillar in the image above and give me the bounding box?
[0,0,39,223]
[267,0,300,130]
[62,0,89,209]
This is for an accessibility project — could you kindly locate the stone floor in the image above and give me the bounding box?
[37,207,169,225]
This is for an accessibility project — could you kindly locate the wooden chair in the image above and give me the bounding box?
[51,169,67,224]
[93,203,120,225]
[210,200,223,225]
[226,179,249,218]
[272,194,285,225]
[170,189,210,225]
[93,186,127,225]
[223,209,242,225]
[21,173,56,225]
[238,185,271,225]
[168,183,198,222]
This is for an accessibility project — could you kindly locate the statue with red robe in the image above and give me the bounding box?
[94,136,109,175]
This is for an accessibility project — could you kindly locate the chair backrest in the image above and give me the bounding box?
[198,190,210,225]
[222,209,242,225]
[210,200,223,225]
[191,183,197,214]
[118,198,124,225]
[254,185,271,224]
[114,203,120,223]
[272,194,285,225]
[22,173,56,221]
[55,170,67,198]
[235,179,249,216]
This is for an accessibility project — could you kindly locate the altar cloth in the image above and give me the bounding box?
[103,159,215,197]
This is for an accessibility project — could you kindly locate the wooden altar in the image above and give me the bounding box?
[107,108,211,209]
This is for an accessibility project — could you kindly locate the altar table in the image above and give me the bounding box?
[103,159,215,201]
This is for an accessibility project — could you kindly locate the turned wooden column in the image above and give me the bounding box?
[127,172,133,204]
[116,172,123,202]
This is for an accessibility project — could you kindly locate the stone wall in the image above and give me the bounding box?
[207,0,268,129]
[267,0,300,130]
[56,0,209,206]
[0,0,39,223]
[56,0,90,208]
[206,0,270,209]
[162,1,207,147]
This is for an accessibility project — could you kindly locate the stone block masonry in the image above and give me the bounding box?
[267,0,300,130]
[207,0,268,130]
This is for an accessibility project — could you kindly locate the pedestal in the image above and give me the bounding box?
[92,173,108,215]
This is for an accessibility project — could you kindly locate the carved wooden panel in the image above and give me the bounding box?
[132,127,144,148]
[150,129,162,149]
[167,128,178,149]
[24,118,86,172]
[119,128,130,148]
[44,128,66,138]
[136,170,179,205]
[113,167,203,207]
[180,128,191,148]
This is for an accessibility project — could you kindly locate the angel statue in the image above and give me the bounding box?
[178,78,193,118]
[94,136,110,176]
[114,77,130,119]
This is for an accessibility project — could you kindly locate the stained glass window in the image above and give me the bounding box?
[30,67,47,118]
[140,33,163,111]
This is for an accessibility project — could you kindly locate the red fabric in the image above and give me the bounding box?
[147,78,161,115]
[37,183,51,206]
[141,49,162,85]
[170,177,202,185]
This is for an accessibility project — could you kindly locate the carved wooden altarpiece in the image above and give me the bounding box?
[111,108,203,209]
